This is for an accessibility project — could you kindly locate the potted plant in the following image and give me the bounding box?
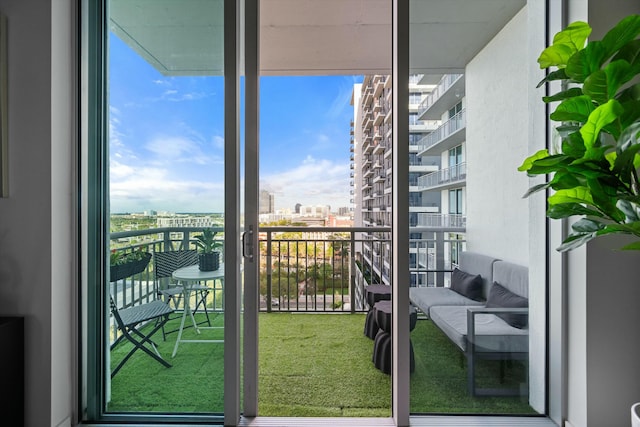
[519,14,640,252]
[194,228,222,271]
[109,248,152,282]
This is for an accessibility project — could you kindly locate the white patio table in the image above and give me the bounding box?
[171,264,224,357]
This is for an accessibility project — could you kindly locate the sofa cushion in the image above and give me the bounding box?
[486,282,528,328]
[409,287,483,318]
[450,268,483,301]
[430,305,528,353]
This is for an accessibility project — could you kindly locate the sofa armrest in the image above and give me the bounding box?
[466,306,529,345]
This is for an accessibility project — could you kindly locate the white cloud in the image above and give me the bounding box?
[144,135,223,166]
[261,156,351,210]
[109,160,225,213]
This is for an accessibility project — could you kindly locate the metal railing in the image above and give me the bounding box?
[417,109,466,152]
[109,226,224,310]
[417,162,466,189]
[418,73,463,114]
[109,226,465,313]
[259,226,390,313]
[416,213,466,229]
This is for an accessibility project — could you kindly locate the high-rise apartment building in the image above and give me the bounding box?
[352,74,466,287]
[259,190,275,214]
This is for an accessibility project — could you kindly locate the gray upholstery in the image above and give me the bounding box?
[430,305,528,353]
[492,260,528,298]
[459,251,501,300]
[409,252,499,318]
[409,287,483,318]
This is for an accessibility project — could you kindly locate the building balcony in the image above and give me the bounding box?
[409,120,440,133]
[418,73,465,120]
[417,109,466,156]
[106,227,530,416]
[372,141,386,156]
[417,162,467,191]
[415,213,466,231]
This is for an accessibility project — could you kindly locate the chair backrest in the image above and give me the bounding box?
[154,250,198,279]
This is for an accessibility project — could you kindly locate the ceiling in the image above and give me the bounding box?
[110,0,526,77]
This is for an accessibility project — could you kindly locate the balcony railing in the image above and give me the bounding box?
[417,162,466,189]
[418,73,463,114]
[417,109,466,152]
[416,213,466,229]
[109,226,464,313]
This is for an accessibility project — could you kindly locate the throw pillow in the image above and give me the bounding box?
[450,268,483,301]
[486,282,528,328]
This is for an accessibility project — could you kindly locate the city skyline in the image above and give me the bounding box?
[109,33,361,214]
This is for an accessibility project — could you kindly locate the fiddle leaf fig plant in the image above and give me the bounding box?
[519,14,640,251]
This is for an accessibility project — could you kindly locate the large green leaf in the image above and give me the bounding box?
[550,95,595,122]
[617,199,640,222]
[571,218,606,232]
[538,21,591,69]
[528,155,572,175]
[600,14,640,57]
[543,87,584,103]
[546,202,604,219]
[537,69,569,88]
[557,232,598,252]
[583,61,631,105]
[580,99,624,150]
[517,149,549,172]
[548,187,593,205]
[612,39,640,77]
[522,182,551,198]
[613,121,640,183]
[561,131,586,158]
[566,42,608,82]
[588,177,623,220]
[549,169,582,190]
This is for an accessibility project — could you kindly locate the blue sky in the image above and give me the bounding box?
[109,34,361,214]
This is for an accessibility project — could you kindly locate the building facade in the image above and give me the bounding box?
[352,74,462,287]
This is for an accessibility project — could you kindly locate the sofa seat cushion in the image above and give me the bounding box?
[430,305,528,354]
[409,287,483,318]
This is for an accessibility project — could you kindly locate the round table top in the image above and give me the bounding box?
[172,264,225,281]
[365,284,392,307]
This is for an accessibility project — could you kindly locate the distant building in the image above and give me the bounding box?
[337,207,351,216]
[294,203,301,213]
[156,216,220,228]
[299,205,330,218]
[260,190,275,214]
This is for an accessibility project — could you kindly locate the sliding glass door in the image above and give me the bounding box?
[84,0,242,422]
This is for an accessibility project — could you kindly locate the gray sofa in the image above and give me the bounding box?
[409,252,498,317]
[409,252,529,397]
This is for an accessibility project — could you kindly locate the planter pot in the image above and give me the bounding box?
[110,252,152,282]
[632,402,640,427]
[199,252,220,271]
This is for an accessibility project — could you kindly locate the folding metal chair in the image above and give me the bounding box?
[154,250,211,335]
[109,297,174,378]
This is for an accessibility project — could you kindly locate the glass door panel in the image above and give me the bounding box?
[253,0,393,417]
[105,0,228,415]
[408,0,543,415]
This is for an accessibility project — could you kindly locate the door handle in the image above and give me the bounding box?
[242,225,254,262]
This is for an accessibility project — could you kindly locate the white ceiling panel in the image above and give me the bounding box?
[110,0,526,76]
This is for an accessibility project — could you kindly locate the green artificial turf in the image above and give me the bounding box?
[258,313,391,417]
[410,319,534,414]
[108,312,535,416]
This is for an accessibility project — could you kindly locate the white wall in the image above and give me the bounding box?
[0,0,74,426]
[465,3,548,414]
[465,7,530,266]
